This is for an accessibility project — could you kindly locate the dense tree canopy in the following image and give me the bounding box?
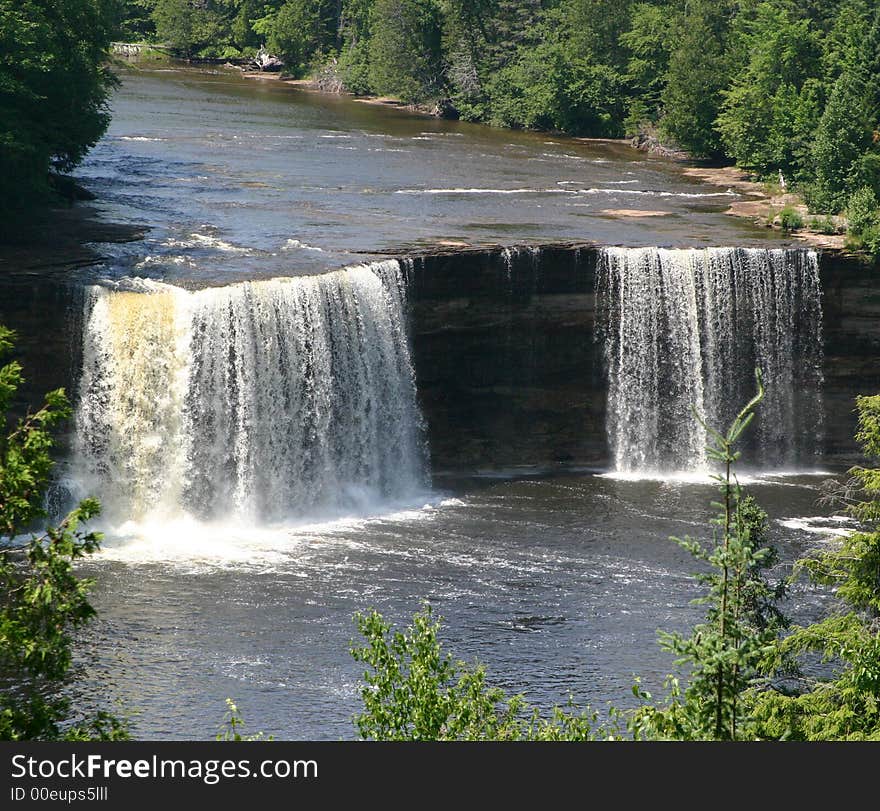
[0,0,116,226]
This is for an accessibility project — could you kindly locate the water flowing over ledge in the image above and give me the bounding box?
[596,247,824,475]
[73,260,428,525]
[47,242,872,534]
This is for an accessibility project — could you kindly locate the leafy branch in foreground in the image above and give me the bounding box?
[626,371,790,740]
[350,604,616,741]
[0,325,126,740]
[747,394,880,740]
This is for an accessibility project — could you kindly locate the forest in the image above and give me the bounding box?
[114,0,880,248]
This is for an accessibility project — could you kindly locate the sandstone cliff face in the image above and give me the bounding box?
[0,245,877,476]
[404,246,880,473]
[404,246,603,475]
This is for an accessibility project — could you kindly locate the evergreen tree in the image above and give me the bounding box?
[748,394,880,740]
[631,374,788,740]
[660,0,734,157]
[806,6,880,211]
[620,1,674,127]
[368,0,443,103]
[337,0,374,92]
[716,2,822,179]
[152,0,227,56]
[0,326,125,740]
[266,1,337,74]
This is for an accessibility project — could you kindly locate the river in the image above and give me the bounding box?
[76,66,780,286]
[2,65,857,739]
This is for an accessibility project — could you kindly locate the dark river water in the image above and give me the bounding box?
[72,471,844,741]
[10,66,849,740]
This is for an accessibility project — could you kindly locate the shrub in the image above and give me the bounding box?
[0,325,125,740]
[631,373,789,740]
[846,187,880,236]
[350,604,613,740]
[779,206,804,230]
[748,394,880,740]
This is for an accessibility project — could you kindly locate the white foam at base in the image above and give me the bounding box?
[777,515,857,537]
[597,469,833,486]
[90,490,444,567]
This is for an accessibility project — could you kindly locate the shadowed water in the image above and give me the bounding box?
[70,472,844,740]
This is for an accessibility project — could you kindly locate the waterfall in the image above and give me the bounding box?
[597,247,823,474]
[74,260,428,524]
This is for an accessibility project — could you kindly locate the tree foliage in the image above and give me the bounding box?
[351,604,610,740]
[0,0,116,229]
[747,395,880,740]
[716,3,823,178]
[629,373,793,740]
[0,326,125,740]
[367,0,442,103]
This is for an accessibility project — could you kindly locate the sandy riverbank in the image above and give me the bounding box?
[682,165,847,250]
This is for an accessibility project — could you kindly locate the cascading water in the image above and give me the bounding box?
[597,247,823,474]
[73,260,428,524]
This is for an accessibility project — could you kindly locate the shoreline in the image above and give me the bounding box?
[240,70,444,118]
[3,65,851,277]
[681,166,848,250]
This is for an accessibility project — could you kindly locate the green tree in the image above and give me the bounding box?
[488,40,625,136]
[0,326,125,740]
[351,604,525,740]
[231,0,261,52]
[806,7,880,212]
[351,604,606,740]
[631,373,788,740]
[660,0,733,157]
[368,0,443,103]
[620,1,674,127]
[0,0,116,230]
[806,66,877,212]
[561,0,634,72]
[336,0,374,92]
[265,1,331,74]
[484,4,627,136]
[716,2,823,179]
[116,0,157,39]
[748,394,880,740]
[152,0,225,56]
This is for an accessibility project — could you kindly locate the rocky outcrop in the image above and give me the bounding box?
[1,243,876,477]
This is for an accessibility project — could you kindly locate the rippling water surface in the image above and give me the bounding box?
[68,472,845,740]
[48,67,842,739]
[75,66,779,286]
